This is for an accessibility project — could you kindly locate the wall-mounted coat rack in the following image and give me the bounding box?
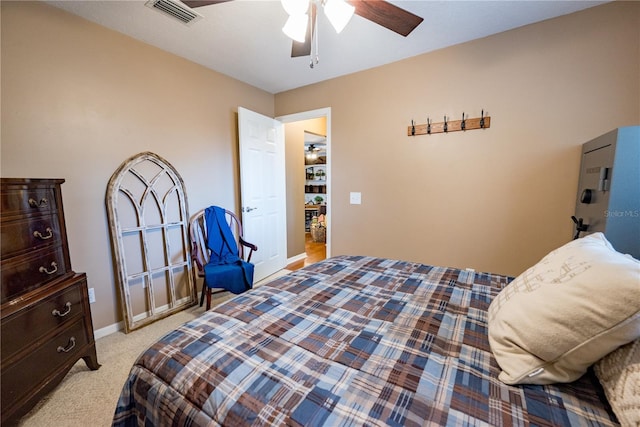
[408,111,491,136]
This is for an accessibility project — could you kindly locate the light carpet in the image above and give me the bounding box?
[18,269,291,426]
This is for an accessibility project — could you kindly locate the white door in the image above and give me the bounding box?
[238,107,287,282]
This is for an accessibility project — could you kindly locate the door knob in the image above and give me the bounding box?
[243,206,257,212]
[580,189,593,204]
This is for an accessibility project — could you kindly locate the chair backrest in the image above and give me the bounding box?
[189,208,246,276]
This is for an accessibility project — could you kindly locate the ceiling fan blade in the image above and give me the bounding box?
[348,0,423,37]
[291,3,317,57]
[181,0,231,8]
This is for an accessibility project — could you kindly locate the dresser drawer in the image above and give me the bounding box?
[0,186,58,219]
[1,246,70,303]
[1,214,63,260]
[1,316,90,413]
[1,278,85,362]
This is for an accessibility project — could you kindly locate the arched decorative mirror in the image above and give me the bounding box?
[106,152,196,333]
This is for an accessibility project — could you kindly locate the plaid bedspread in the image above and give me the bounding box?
[113,255,618,426]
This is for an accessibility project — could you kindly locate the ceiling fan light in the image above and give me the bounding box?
[324,0,355,34]
[282,14,308,43]
[306,144,318,160]
[281,0,309,17]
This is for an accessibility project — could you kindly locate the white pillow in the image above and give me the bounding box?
[594,338,640,427]
[488,232,640,385]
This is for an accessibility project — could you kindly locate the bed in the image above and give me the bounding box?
[113,243,640,426]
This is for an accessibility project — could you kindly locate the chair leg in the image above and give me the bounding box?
[199,281,206,307]
[206,288,212,311]
[192,268,200,304]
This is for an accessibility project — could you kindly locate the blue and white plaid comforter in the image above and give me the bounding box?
[113,255,618,426]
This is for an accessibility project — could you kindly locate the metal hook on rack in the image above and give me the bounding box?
[427,117,431,134]
[461,112,466,131]
[411,120,415,136]
[443,116,448,133]
[480,109,485,129]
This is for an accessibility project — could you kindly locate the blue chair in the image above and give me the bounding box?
[189,206,257,310]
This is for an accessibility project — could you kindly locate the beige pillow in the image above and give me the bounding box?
[594,339,640,427]
[488,232,640,385]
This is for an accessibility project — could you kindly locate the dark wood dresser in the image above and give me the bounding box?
[1,178,100,425]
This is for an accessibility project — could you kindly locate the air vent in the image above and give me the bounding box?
[145,0,203,26]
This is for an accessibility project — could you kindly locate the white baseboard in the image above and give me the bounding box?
[93,296,193,340]
[287,252,307,265]
[94,321,123,340]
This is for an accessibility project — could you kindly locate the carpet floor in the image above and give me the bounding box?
[18,269,291,426]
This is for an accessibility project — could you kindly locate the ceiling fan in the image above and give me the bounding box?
[182,0,423,61]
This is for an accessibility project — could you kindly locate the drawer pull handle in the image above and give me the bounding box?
[39,261,58,275]
[52,301,72,317]
[33,227,54,240]
[28,197,49,208]
[57,336,76,353]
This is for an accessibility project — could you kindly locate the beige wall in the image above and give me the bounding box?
[284,118,327,258]
[1,2,274,330]
[276,1,640,277]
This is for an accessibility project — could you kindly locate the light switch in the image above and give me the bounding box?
[350,192,361,205]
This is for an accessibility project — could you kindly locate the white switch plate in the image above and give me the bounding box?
[350,192,362,205]
[88,287,96,304]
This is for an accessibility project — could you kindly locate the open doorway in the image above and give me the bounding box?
[300,131,327,269]
[277,108,331,270]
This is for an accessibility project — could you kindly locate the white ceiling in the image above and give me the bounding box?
[46,0,608,94]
